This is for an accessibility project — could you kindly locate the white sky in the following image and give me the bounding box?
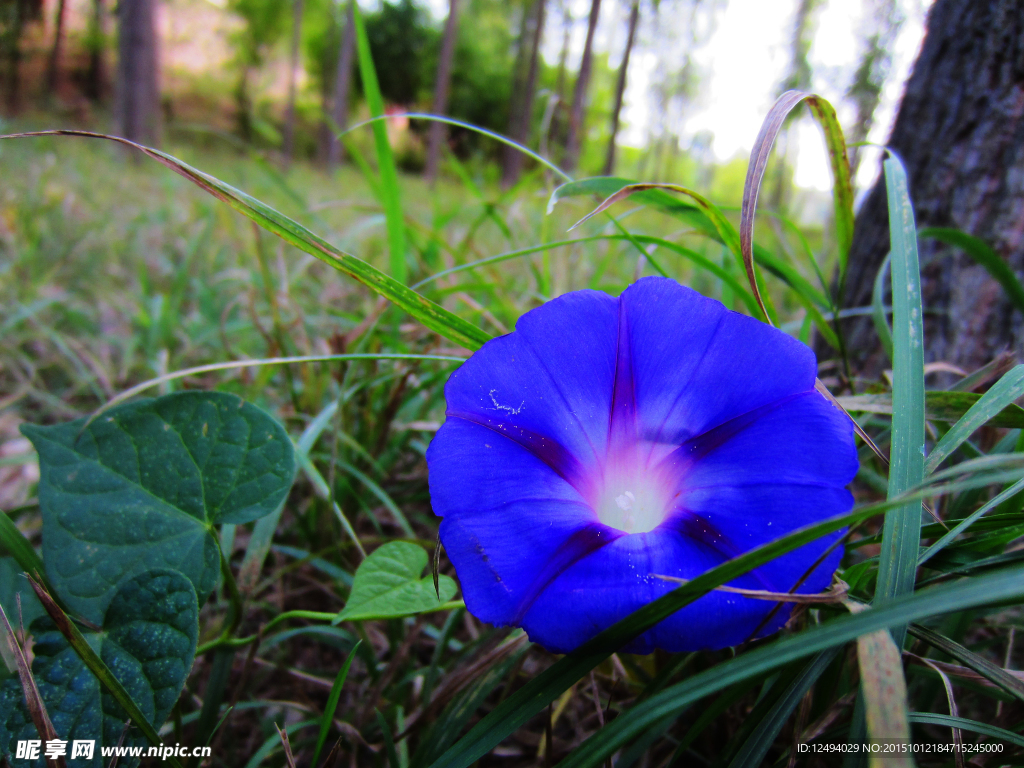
[422,0,934,192]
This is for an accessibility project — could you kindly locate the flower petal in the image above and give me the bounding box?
[667,390,859,492]
[441,289,619,496]
[620,278,817,447]
[427,417,620,627]
[518,524,842,653]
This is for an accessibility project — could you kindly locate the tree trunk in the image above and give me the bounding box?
[603,0,639,177]
[554,0,570,102]
[502,0,545,187]
[115,0,161,146]
[85,0,107,102]
[282,0,305,167]
[564,0,601,173]
[45,0,68,96]
[827,0,1024,377]
[326,0,356,170]
[2,0,28,114]
[502,1,533,173]
[235,66,253,142]
[425,0,460,183]
[770,0,823,211]
[845,0,902,178]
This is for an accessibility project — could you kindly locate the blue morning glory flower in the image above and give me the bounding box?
[426,277,857,654]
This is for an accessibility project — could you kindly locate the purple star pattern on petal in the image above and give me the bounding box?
[426,277,858,654]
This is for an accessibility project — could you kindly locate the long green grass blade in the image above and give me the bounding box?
[337,459,415,537]
[311,641,361,767]
[415,234,761,316]
[0,132,490,350]
[906,713,1024,748]
[238,510,285,593]
[919,478,1024,566]
[552,177,838,333]
[875,154,925,647]
[376,709,401,768]
[552,563,1024,768]
[411,643,527,768]
[837,391,1024,428]
[871,253,893,361]
[351,0,406,283]
[0,512,46,585]
[295,451,367,560]
[563,180,776,322]
[243,720,318,768]
[727,650,839,768]
[919,227,1024,314]
[803,96,855,281]
[740,91,853,312]
[907,624,1024,702]
[344,113,571,182]
[298,400,341,456]
[666,682,757,767]
[97,353,464,418]
[925,365,1024,473]
[567,182,744,262]
[550,178,719,241]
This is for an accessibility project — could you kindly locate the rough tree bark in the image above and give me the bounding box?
[115,0,161,146]
[425,0,460,184]
[282,0,304,167]
[830,0,1024,377]
[326,0,355,170]
[603,0,639,177]
[501,0,545,187]
[564,0,601,173]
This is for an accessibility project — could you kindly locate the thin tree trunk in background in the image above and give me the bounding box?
[502,0,545,187]
[503,0,533,172]
[85,0,107,101]
[3,0,27,114]
[554,0,570,102]
[770,0,823,211]
[235,66,253,141]
[115,0,161,146]
[543,0,571,161]
[45,0,67,96]
[824,0,1024,377]
[603,0,639,177]
[564,0,601,173]
[283,0,304,167]
[326,0,355,170]
[845,0,902,179]
[425,0,460,183]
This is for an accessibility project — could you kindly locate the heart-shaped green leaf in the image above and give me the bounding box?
[336,541,457,622]
[0,570,198,767]
[22,391,295,623]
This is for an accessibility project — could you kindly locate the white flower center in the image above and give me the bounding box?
[595,462,674,534]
